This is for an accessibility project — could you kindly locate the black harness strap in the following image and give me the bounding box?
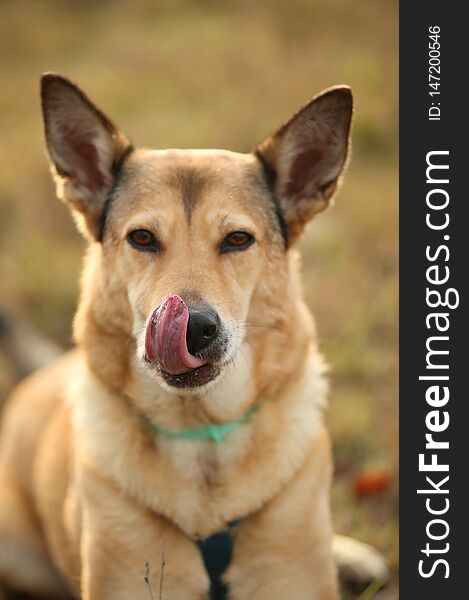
[197,519,240,600]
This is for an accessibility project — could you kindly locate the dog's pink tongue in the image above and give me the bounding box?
[145,295,206,375]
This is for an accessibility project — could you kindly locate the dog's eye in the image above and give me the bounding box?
[127,229,160,252]
[220,231,255,253]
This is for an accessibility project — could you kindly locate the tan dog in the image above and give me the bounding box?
[0,74,384,600]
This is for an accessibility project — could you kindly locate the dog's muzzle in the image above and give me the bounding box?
[145,294,223,388]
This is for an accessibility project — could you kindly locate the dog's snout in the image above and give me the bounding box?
[186,305,221,355]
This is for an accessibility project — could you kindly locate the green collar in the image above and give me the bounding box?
[143,404,259,443]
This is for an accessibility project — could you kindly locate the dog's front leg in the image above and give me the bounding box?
[225,426,339,600]
[79,466,210,600]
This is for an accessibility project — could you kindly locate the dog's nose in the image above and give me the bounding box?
[186,305,220,355]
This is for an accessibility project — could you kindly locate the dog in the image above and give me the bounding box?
[0,74,387,599]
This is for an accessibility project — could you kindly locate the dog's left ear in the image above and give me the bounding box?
[255,86,353,243]
[41,73,132,240]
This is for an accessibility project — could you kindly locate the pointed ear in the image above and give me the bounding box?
[255,86,353,243]
[40,73,132,240]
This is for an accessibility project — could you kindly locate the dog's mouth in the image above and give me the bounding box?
[155,363,222,389]
[144,295,223,388]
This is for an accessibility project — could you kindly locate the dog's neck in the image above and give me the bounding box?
[77,310,314,432]
[140,403,260,443]
[69,347,328,538]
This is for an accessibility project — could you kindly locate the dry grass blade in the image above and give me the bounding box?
[144,560,155,600]
[159,539,166,600]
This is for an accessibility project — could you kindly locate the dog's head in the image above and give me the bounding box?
[41,74,352,396]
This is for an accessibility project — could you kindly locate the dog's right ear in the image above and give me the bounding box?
[40,73,132,240]
[255,86,353,244]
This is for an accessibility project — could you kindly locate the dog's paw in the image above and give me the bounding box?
[333,534,390,591]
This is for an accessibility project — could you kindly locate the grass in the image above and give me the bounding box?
[0,0,398,596]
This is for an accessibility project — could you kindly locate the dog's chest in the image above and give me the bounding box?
[197,447,219,485]
[157,431,248,489]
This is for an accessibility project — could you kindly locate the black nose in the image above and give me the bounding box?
[186,305,221,355]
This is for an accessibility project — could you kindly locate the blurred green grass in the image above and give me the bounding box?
[0,0,398,596]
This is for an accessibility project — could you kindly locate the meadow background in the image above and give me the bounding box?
[0,0,398,597]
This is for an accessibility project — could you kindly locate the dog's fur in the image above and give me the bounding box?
[0,75,385,599]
